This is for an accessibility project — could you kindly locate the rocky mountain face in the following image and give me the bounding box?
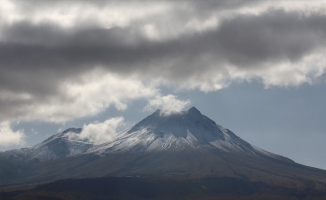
[0,107,326,195]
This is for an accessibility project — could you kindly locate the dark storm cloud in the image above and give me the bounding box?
[1,9,326,81]
[213,10,326,65]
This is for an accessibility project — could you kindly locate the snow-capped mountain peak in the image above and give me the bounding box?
[128,106,223,138]
[88,107,292,163]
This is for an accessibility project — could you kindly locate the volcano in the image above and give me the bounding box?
[1,107,326,199]
[87,107,291,162]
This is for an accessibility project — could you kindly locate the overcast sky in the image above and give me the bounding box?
[0,0,326,169]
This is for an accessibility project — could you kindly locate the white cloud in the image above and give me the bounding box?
[0,68,158,123]
[0,67,192,124]
[223,48,326,89]
[260,50,326,87]
[144,94,191,115]
[160,48,326,92]
[68,117,125,144]
[0,0,175,28]
[0,121,25,147]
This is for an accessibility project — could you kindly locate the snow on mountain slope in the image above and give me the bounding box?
[88,107,292,163]
[1,128,93,161]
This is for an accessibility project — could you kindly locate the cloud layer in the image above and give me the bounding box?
[0,0,326,125]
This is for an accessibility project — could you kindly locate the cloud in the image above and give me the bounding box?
[0,0,176,29]
[68,117,125,143]
[227,48,326,88]
[144,94,191,115]
[0,1,326,123]
[0,69,158,123]
[1,6,326,89]
[0,67,191,123]
[0,121,25,147]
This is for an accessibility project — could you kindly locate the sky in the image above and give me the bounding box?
[0,0,326,169]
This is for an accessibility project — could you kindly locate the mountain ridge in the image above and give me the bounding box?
[0,107,293,164]
[2,107,326,189]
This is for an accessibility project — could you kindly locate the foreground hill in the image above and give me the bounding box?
[1,176,326,200]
